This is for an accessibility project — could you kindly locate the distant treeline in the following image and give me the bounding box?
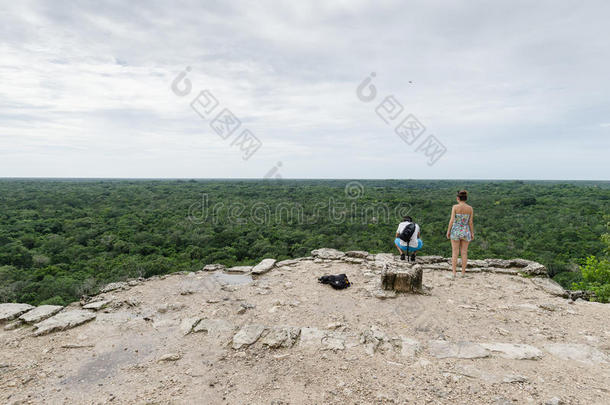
[0,179,608,305]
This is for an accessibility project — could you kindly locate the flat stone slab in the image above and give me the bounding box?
[544,343,609,364]
[203,264,226,271]
[251,258,276,275]
[276,259,299,267]
[225,266,253,274]
[19,305,63,324]
[311,248,345,260]
[192,318,234,337]
[99,282,128,293]
[428,340,490,359]
[0,303,35,322]
[82,300,111,311]
[261,326,300,348]
[398,336,422,358]
[480,343,543,360]
[299,327,326,347]
[530,278,568,297]
[232,324,265,349]
[32,310,96,336]
[345,250,369,258]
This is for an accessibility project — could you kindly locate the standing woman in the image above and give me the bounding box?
[446,190,475,277]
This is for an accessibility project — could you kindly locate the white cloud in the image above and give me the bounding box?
[0,0,609,179]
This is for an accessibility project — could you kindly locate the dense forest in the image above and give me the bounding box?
[0,179,608,305]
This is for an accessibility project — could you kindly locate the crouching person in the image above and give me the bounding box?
[394,216,423,262]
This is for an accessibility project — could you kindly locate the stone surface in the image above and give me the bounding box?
[100,282,128,293]
[232,324,266,349]
[4,319,24,331]
[374,253,395,265]
[180,317,200,335]
[225,266,253,274]
[0,303,35,323]
[311,248,345,260]
[192,318,234,337]
[203,264,226,272]
[416,256,446,264]
[480,343,543,360]
[32,310,96,336]
[345,250,369,258]
[251,258,277,275]
[299,327,326,347]
[428,340,490,359]
[530,277,568,297]
[484,258,511,268]
[544,343,608,364]
[381,266,423,293]
[522,262,547,276]
[19,305,63,324]
[261,326,300,348]
[398,336,421,358]
[82,300,111,311]
[158,353,182,362]
[276,259,299,267]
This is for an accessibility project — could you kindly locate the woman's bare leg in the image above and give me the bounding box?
[451,240,460,275]
[460,240,469,274]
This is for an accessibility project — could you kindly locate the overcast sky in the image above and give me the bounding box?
[1,0,609,180]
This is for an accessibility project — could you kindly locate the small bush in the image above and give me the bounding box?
[572,256,610,303]
[39,295,66,306]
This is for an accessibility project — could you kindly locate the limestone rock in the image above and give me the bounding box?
[416,256,446,264]
[82,300,111,311]
[251,258,276,275]
[484,258,511,268]
[0,303,35,323]
[374,253,395,265]
[544,343,608,364]
[100,282,128,293]
[398,336,421,358]
[510,258,534,268]
[192,319,234,337]
[299,327,326,347]
[311,248,345,260]
[203,264,225,271]
[32,310,96,336]
[522,262,547,276]
[530,277,568,297]
[261,326,300,348]
[321,333,346,351]
[225,266,253,274]
[480,343,543,360]
[428,340,490,359]
[232,324,266,349]
[180,317,200,335]
[381,266,423,293]
[341,257,364,264]
[276,259,298,267]
[158,353,182,362]
[345,250,369,258]
[19,305,63,324]
[4,319,24,330]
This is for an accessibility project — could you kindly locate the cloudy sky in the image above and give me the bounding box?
[1,0,609,180]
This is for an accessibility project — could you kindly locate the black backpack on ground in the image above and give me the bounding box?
[399,222,417,244]
[318,274,351,290]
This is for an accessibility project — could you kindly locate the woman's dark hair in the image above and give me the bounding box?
[457,190,468,201]
[403,215,413,222]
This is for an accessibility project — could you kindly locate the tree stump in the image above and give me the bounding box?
[381,265,423,293]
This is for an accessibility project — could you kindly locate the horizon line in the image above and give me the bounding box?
[1,177,609,182]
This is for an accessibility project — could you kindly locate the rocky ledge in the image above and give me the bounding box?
[1,250,607,405]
